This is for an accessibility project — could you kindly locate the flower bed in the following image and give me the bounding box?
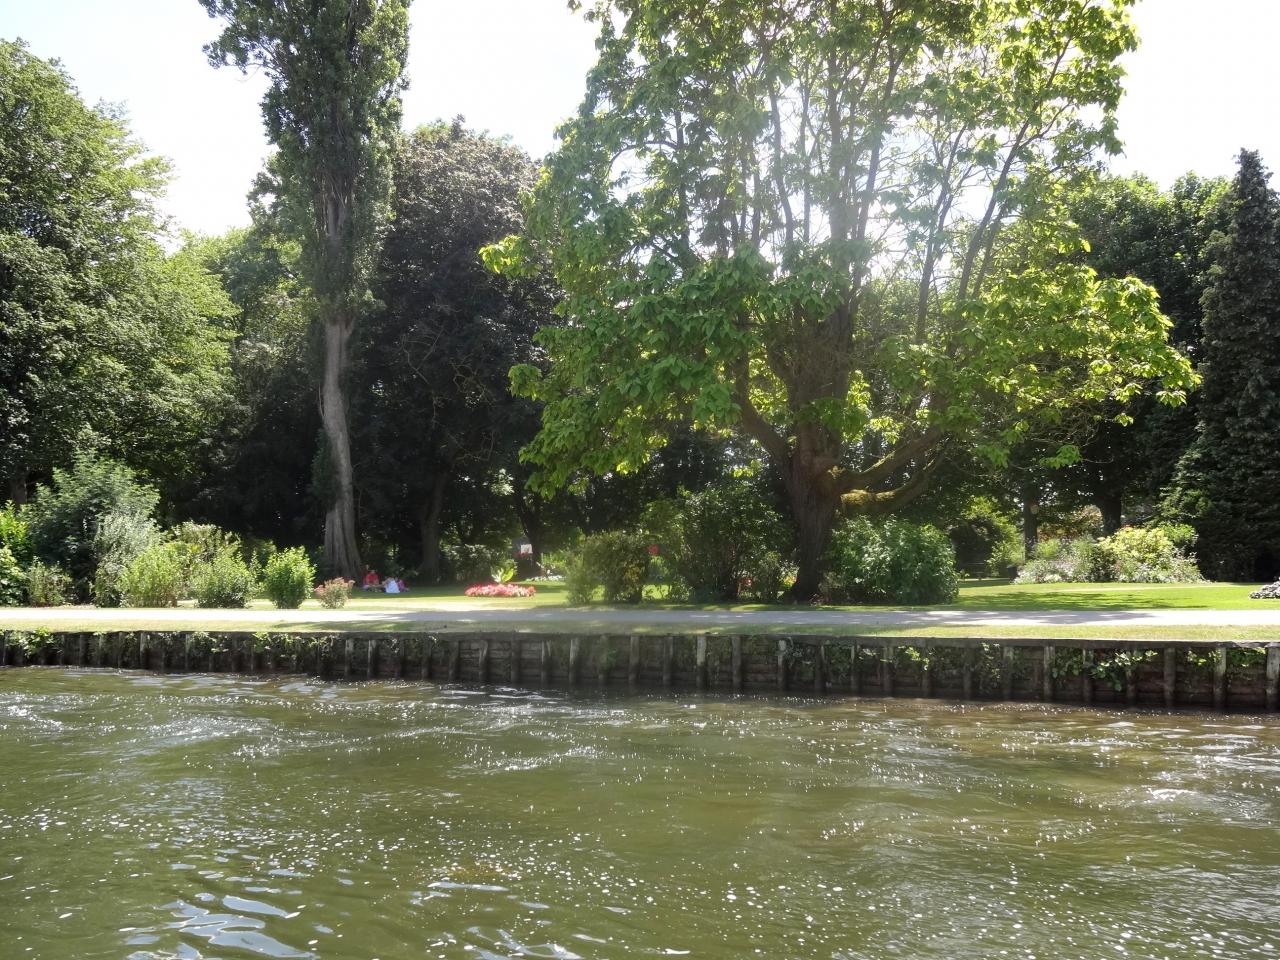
[463,582,537,598]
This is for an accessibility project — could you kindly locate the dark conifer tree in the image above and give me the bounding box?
[1171,150,1280,579]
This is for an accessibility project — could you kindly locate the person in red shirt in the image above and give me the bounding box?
[362,569,380,591]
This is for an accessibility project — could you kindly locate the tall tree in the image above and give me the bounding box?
[182,224,321,545]
[354,122,553,580]
[0,40,232,505]
[489,0,1195,597]
[1169,151,1280,580]
[200,0,411,577]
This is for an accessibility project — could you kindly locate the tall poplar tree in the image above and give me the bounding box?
[199,0,410,577]
[1170,151,1280,580]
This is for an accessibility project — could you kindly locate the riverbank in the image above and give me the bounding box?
[5,627,1278,712]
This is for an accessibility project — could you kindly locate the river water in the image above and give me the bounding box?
[1,669,1277,960]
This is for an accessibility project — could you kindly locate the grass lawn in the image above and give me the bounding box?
[5,579,1277,641]
[946,580,1268,611]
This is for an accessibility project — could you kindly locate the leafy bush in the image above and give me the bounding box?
[261,547,315,609]
[442,542,507,584]
[824,518,959,604]
[118,542,189,607]
[1093,526,1203,583]
[91,511,164,607]
[566,531,651,604]
[0,546,25,605]
[0,502,32,564]
[1016,525,1202,584]
[191,548,256,608]
[25,454,159,598]
[24,561,70,606]
[650,478,790,602]
[743,550,794,603]
[313,577,353,608]
[171,522,241,565]
[1015,537,1099,584]
[947,499,1023,577]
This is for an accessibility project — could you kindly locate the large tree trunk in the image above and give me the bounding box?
[787,451,840,601]
[417,471,448,583]
[1021,484,1041,558]
[1096,489,1123,535]
[511,469,545,576]
[320,314,362,579]
[8,470,27,506]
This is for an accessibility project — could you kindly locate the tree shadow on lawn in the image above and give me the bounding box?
[951,583,1260,612]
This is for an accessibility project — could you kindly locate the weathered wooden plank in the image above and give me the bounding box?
[568,636,581,687]
[1082,649,1094,705]
[731,636,743,692]
[1266,646,1279,712]
[478,638,490,684]
[1043,645,1054,703]
[1213,646,1228,711]
[695,634,708,691]
[1000,644,1014,701]
[777,638,789,692]
[662,636,674,689]
[961,647,974,700]
[883,643,896,698]
[448,640,461,682]
[1163,647,1177,709]
[629,635,640,689]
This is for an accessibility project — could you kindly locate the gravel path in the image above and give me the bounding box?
[4,604,1280,630]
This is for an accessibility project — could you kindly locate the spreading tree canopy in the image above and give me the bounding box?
[200,0,411,578]
[355,122,555,580]
[0,39,232,506]
[490,0,1196,596]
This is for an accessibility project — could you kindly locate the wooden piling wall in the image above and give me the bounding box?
[2,630,1278,712]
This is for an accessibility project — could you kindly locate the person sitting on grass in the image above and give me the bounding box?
[396,577,408,593]
[383,576,401,594]
[362,569,380,591]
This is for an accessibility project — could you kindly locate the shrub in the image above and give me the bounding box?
[464,583,537,598]
[651,478,790,602]
[947,499,1023,578]
[0,546,25,606]
[743,550,794,604]
[118,542,189,607]
[261,547,315,609]
[91,511,164,607]
[1016,526,1202,584]
[442,542,507,584]
[191,548,256,608]
[1015,537,1099,584]
[0,502,32,564]
[24,454,159,598]
[171,522,241,565]
[24,561,70,606]
[313,577,353,608]
[824,518,959,605]
[566,531,651,604]
[1094,526,1203,583]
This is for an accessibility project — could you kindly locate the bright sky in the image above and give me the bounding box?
[2,0,1277,237]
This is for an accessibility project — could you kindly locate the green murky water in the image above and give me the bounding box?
[1,669,1278,960]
